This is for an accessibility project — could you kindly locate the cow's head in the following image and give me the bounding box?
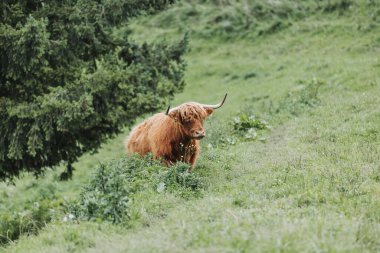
[166,94,227,139]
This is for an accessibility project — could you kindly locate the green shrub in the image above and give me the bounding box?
[204,112,270,148]
[69,155,206,224]
[159,162,205,197]
[232,112,270,141]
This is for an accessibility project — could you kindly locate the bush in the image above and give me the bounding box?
[159,162,205,198]
[69,155,206,224]
[232,112,270,141]
[204,112,270,148]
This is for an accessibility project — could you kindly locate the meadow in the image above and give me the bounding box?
[1,0,380,252]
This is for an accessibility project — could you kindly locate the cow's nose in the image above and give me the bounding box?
[195,130,205,138]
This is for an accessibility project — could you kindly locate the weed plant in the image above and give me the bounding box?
[69,155,206,224]
[204,111,270,148]
[0,199,57,245]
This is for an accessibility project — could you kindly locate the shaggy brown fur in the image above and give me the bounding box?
[125,102,215,169]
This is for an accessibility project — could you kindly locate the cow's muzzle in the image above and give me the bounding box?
[193,131,206,140]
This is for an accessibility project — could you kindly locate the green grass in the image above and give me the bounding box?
[2,0,380,252]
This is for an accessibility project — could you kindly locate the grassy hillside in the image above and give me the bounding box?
[1,0,380,252]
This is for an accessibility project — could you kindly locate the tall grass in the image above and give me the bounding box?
[133,0,378,40]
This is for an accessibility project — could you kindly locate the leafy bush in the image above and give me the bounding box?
[204,112,270,149]
[69,155,205,224]
[159,162,205,197]
[232,113,270,141]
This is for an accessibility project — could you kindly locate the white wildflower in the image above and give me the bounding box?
[157,182,165,193]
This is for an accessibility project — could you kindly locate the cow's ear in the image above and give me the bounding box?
[204,108,214,116]
[168,110,180,122]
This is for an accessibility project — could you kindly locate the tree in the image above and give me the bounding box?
[0,0,188,181]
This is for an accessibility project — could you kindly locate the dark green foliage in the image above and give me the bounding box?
[71,162,131,224]
[159,162,205,194]
[243,72,257,80]
[70,155,161,223]
[0,1,188,180]
[322,0,352,13]
[70,155,205,224]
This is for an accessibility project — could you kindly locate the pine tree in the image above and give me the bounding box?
[0,0,188,180]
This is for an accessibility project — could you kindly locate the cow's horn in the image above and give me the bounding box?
[202,93,227,109]
[165,105,171,115]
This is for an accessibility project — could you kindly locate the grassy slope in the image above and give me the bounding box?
[2,1,380,252]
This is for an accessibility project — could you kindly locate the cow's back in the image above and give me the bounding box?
[125,113,166,156]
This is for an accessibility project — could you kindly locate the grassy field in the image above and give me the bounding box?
[1,0,380,252]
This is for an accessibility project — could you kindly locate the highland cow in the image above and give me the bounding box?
[125,94,227,170]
